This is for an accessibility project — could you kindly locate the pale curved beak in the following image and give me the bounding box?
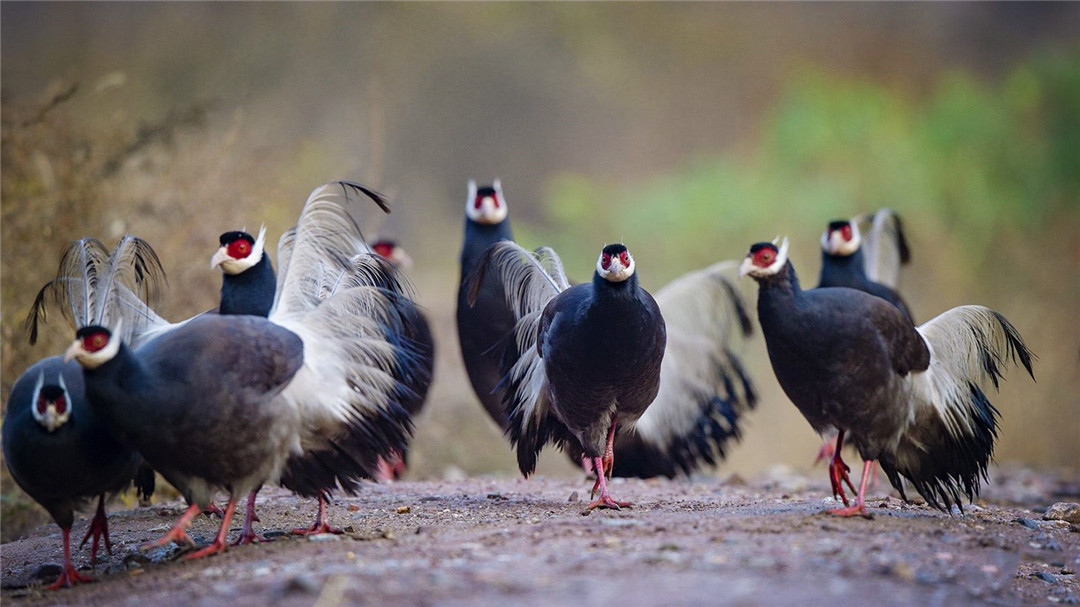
[737,257,755,278]
[210,247,231,270]
[63,339,82,363]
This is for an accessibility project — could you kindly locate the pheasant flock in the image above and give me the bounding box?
[3,179,1034,590]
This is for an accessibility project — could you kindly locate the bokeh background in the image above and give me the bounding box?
[3,3,1078,540]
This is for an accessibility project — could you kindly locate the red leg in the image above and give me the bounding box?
[291,494,343,536]
[590,414,619,499]
[581,455,595,475]
[828,460,874,518]
[827,429,858,506]
[814,436,836,464]
[46,527,94,590]
[183,497,237,559]
[586,456,632,510]
[374,450,406,482]
[142,502,201,550]
[231,491,265,546]
[79,495,112,565]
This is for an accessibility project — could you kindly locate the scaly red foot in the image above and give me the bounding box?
[826,460,874,519]
[183,498,237,560]
[46,528,94,590]
[291,494,343,536]
[231,491,265,546]
[827,503,872,518]
[814,437,836,464]
[79,495,112,564]
[826,429,857,506]
[585,456,631,510]
[142,503,201,550]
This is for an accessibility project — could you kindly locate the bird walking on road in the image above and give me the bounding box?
[6,236,162,588]
[741,239,1034,516]
[470,241,666,509]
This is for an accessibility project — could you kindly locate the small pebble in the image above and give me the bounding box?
[307,534,341,542]
[283,574,322,595]
[397,506,411,514]
[1035,571,1060,584]
[1014,517,1042,530]
[568,491,580,503]
[1044,503,1080,524]
[347,504,360,512]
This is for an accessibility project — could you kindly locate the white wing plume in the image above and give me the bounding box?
[888,305,1035,510]
[629,260,757,475]
[854,208,910,289]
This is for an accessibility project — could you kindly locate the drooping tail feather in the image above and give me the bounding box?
[467,241,571,476]
[620,261,757,478]
[885,306,1035,511]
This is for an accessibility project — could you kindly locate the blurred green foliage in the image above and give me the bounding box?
[533,49,1080,280]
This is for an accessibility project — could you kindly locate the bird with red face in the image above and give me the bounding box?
[741,238,1033,516]
[457,180,518,431]
[819,209,913,322]
[5,236,160,589]
[469,241,666,509]
[815,209,913,481]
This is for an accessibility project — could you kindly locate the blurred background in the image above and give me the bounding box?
[2,3,1078,540]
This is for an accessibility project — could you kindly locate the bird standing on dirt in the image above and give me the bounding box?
[369,238,436,480]
[741,239,1034,516]
[470,241,666,509]
[457,179,518,430]
[65,185,424,558]
[5,236,162,589]
[815,209,914,470]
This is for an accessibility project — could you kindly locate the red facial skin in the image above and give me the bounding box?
[82,332,110,353]
[752,247,777,268]
[372,242,395,259]
[227,238,252,259]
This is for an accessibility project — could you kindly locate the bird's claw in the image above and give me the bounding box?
[46,565,93,590]
[182,540,228,560]
[827,503,873,519]
[586,491,632,511]
[828,454,857,506]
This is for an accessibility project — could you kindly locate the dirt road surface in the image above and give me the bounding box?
[2,466,1077,606]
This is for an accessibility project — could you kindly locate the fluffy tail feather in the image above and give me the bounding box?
[884,306,1035,511]
[26,235,166,345]
[620,261,757,478]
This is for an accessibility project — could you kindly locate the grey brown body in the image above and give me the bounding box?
[79,315,303,507]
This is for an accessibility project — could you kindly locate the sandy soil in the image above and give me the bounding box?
[2,466,1077,607]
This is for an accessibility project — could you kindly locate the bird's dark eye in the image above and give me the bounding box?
[474,197,483,210]
[754,249,775,267]
[228,239,252,259]
[619,251,631,267]
[841,225,853,241]
[601,253,612,270]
